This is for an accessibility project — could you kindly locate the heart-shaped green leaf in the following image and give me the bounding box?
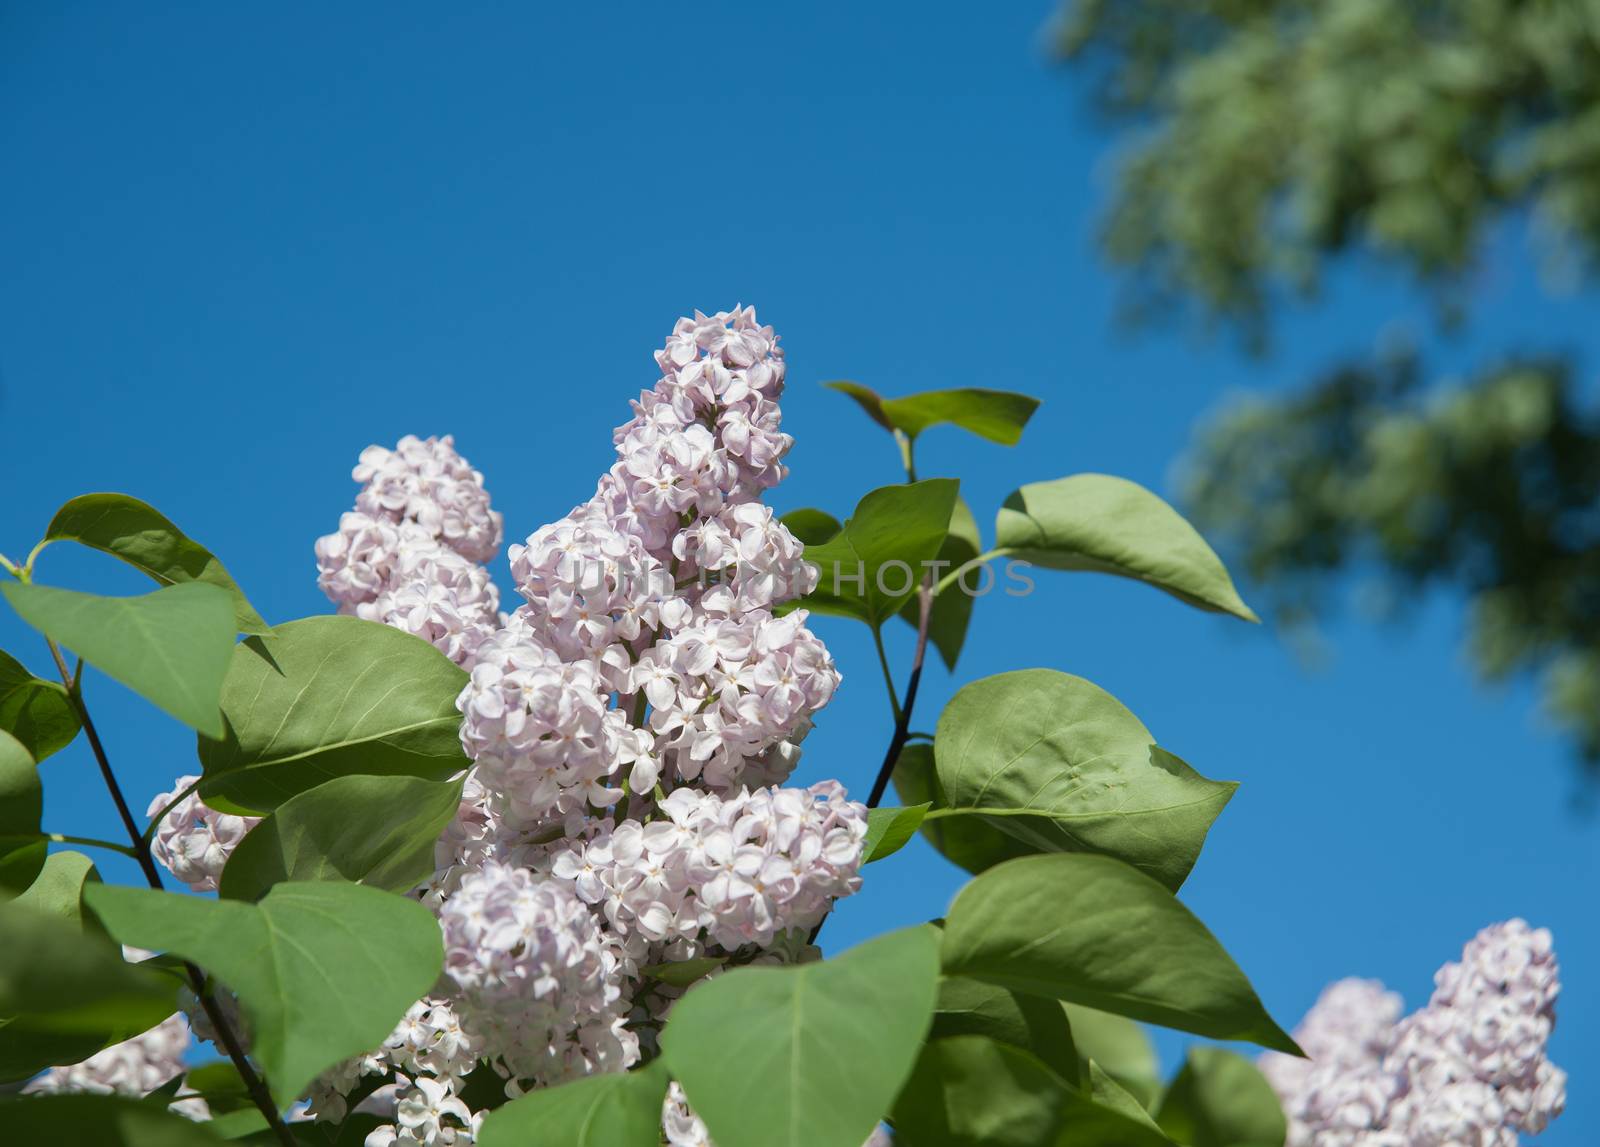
[476,1060,669,1147]
[662,925,940,1147]
[801,480,959,628]
[84,880,444,1106]
[995,474,1256,621]
[934,670,1235,890]
[198,616,470,813]
[43,493,270,636]
[0,648,79,762]
[941,853,1300,1054]
[221,774,464,900]
[0,730,45,896]
[0,582,234,738]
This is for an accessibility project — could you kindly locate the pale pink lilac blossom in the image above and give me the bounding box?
[1260,920,1566,1147]
[299,309,863,1140]
[146,774,260,894]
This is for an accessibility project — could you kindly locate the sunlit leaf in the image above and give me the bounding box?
[0,730,45,896]
[221,774,463,901]
[476,1061,669,1147]
[1154,1047,1287,1147]
[0,582,234,737]
[198,616,469,813]
[864,804,930,863]
[825,382,1040,445]
[801,481,959,628]
[941,854,1300,1054]
[934,669,1235,890]
[0,647,79,762]
[44,493,270,636]
[892,743,1034,876]
[85,880,444,1106]
[662,925,940,1147]
[995,474,1257,621]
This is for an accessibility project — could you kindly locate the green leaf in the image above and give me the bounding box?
[933,670,1235,890]
[84,880,445,1107]
[779,507,843,546]
[1064,1004,1160,1109]
[0,582,234,738]
[662,925,940,1147]
[0,900,177,1036]
[0,647,79,762]
[476,1060,669,1147]
[0,730,45,896]
[931,976,1079,1084]
[198,616,470,813]
[44,493,271,636]
[899,496,982,670]
[1154,1047,1288,1147]
[864,804,930,863]
[941,853,1301,1054]
[800,480,960,628]
[825,382,1041,445]
[994,475,1257,622]
[0,1094,228,1145]
[641,957,725,987]
[891,1035,1173,1147]
[182,1060,256,1116]
[14,850,102,929]
[892,743,1035,875]
[220,775,463,901]
[1068,1062,1184,1145]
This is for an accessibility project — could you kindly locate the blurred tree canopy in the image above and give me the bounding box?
[1056,0,1600,776]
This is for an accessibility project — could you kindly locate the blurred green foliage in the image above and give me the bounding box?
[1057,0,1600,775]
[1056,0,1600,338]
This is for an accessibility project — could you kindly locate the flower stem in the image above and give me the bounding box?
[42,638,294,1147]
[865,576,933,809]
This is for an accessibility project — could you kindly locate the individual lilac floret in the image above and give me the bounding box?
[146,774,260,893]
[1262,921,1566,1147]
[438,861,636,1090]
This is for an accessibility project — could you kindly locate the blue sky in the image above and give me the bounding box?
[2,3,1594,1141]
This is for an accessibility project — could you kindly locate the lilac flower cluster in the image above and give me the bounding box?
[146,775,260,894]
[315,434,505,668]
[118,312,864,1145]
[1260,920,1566,1147]
[24,1012,195,1111]
[304,309,865,1145]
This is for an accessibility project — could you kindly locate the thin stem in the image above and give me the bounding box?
[935,548,1007,596]
[870,627,903,725]
[0,552,17,579]
[40,832,140,857]
[866,576,935,809]
[44,640,294,1146]
[896,431,918,483]
[23,538,54,576]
